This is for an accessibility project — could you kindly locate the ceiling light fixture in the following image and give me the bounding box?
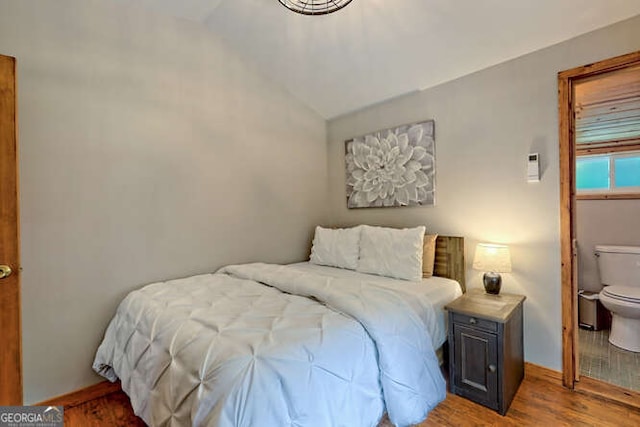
[277,0,354,15]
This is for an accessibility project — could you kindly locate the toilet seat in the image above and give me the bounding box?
[602,286,640,304]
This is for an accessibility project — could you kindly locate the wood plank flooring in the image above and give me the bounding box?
[64,389,146,427]
[62,364,640,426]
[425,368,640,426]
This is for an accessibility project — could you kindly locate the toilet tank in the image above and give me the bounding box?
[595,245,640,287]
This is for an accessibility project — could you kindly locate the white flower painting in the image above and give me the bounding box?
[345,120,435,208]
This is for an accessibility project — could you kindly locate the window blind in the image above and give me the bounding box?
[574,64,640,148]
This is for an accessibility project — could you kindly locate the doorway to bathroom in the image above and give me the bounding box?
[559,50,640,405]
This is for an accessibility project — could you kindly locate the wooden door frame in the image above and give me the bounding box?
[0,53,22,405]
[559,50,640,391]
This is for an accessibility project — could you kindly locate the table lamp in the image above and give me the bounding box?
[473,243,512,295]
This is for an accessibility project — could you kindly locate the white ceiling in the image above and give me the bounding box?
[135,0,640,119]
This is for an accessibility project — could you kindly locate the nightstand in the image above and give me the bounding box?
[445,289,525,415]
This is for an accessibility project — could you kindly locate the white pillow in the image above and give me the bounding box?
[357,225,426,281]
[309,226,361,270]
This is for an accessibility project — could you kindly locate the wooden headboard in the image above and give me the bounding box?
[434,236,466,292]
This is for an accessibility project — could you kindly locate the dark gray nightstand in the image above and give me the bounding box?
[445,289,525,415]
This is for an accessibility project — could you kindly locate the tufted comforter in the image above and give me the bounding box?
[93,263,446,427]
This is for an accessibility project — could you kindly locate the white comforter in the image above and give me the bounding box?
[93,263,446,427]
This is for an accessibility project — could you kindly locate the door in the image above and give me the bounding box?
[0,53,22,405]
[559,50,640,390]
[452,324,498,410]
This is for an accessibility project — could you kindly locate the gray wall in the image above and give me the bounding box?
[0,0,328,403]
[327,15,640,371]
[577,199,640,292]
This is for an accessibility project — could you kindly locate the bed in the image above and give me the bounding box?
[93,230,465,427]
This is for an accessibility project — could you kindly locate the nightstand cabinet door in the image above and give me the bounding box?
[452,324,499,410]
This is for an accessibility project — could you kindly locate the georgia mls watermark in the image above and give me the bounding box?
[0,406,63,427]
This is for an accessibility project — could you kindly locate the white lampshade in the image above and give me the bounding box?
[473,243,512,273]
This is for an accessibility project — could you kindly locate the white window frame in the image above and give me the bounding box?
[576,150,640,198]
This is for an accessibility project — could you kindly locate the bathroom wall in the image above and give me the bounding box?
[577,199,640,292]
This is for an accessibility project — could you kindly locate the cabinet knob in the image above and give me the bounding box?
[469,317,477,325]
[488,364,497,373]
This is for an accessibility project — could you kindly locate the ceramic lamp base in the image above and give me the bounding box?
[483,272,502,295]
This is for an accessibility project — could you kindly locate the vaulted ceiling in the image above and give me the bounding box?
[134,0,640,118]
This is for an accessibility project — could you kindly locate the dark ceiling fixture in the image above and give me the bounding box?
[277,0,354,15]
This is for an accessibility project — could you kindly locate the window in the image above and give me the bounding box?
[615,156,640,188]
[576,156,609,190]
[576,151,640,196]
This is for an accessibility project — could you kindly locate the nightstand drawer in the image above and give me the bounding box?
[452,312,498,332]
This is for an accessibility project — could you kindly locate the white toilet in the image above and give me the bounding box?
[596,245,640,352]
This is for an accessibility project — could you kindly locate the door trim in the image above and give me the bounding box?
[558,50,640,391]
[0,53,22,405]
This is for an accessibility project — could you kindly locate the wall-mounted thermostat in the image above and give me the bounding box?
[527,153,540,182]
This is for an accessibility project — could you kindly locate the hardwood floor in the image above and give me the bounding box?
[424,367,640,426]
[64,390,146,427]
[62,365,640,426]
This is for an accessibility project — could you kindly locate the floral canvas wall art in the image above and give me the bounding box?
[345,120,435,208]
